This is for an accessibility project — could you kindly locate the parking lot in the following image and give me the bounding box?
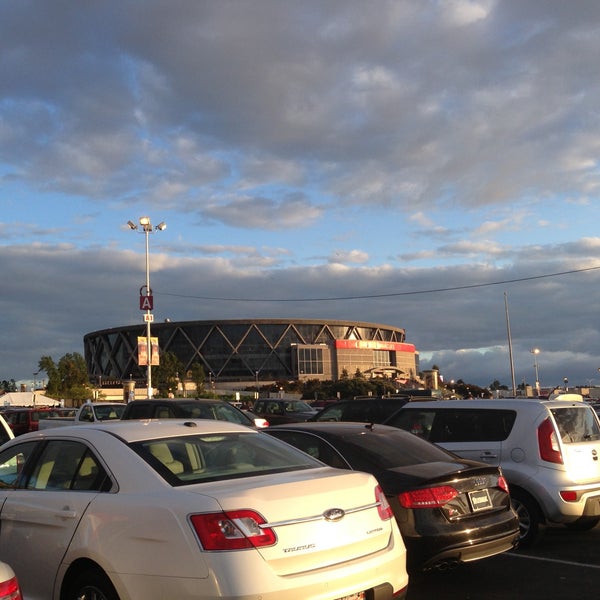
[407,523,600,599]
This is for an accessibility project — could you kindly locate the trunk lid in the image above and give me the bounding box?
[190,467,398,576]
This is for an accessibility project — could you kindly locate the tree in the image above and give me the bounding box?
[0,380,17,393]
[189,362,206,396]
[38,355,60,396]
[153,351,184,397]
[38,353,90,403]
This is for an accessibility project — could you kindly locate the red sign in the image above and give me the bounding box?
[140,295,153,310]
[335,339,416,353]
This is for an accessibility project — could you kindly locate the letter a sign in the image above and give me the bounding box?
[140,295,154,310]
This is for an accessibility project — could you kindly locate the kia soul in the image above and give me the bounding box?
[386,394,600,546]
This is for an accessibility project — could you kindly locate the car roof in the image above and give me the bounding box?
[268,421,403,435]
[9,418,255,444]
[398,397,588,410]
[128,397,226,403]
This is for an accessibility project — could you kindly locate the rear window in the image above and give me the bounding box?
[131,431,323,485]
[551,407,600,443]
[312,400,407,423]
[388,408,517,443]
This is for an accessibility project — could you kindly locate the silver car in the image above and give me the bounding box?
[386,394,600,546]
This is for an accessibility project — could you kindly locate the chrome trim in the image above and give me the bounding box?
[261,501,380,529]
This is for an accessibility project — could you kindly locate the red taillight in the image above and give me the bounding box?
[375,485,394,520]
[0,575,22,600]
[538,417,563,464]
[190,510,276,551]
[498,475,510,494]
[398,485,459,509]
[560,490,578,502]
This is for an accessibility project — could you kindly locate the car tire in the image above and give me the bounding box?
[67,568,120,600]
[510,489,542,547]
[564,516,600,531]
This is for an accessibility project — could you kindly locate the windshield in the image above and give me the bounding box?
[551,406,600,443]
[94,405,126,420]
[132,431,323,485]
[178,402,252,425]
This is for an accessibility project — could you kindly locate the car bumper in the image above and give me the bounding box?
[400,509,519,573]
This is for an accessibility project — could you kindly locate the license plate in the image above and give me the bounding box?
[336,593,365,600]
[469,488,492,511]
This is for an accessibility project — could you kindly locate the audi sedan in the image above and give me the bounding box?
[265,422,520,574]
[0,420,408,600]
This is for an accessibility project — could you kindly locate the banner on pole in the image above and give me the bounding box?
[137,336,160,366]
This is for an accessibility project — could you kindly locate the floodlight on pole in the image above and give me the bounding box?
[530,348,540,397]
[128,216,166,398]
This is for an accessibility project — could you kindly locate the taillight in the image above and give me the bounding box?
[498,475,510,494]
[375,485,394,520]
[190,510,276,551]
[398,485,459,509]
[0,575,22,600]
[560,490,578,502]
[537,417,563,464]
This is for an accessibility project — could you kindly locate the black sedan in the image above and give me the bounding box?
[264,422,520,574]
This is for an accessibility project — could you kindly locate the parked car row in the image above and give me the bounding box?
[1,391,598,598]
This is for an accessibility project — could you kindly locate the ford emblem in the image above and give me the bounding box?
[323,508,345,522]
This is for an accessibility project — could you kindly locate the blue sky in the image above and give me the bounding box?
[2,0,600,391]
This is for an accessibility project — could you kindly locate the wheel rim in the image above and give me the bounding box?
[511,497,531,540]
[76,585,111,600]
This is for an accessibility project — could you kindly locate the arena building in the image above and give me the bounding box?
[84,318,419,389]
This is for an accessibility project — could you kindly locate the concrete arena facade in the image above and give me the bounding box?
[84,318,419,386]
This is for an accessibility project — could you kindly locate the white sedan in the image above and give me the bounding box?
[0,420,408,600]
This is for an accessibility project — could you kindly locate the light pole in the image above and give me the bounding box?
[128,217,166,398]
[255,370,260,401]
[530,348,540,396]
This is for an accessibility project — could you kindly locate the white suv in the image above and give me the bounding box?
[386,394,600,546]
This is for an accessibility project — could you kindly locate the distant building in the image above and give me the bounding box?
[84,318,419,388]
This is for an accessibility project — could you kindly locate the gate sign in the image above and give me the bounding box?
[140,295,153,311]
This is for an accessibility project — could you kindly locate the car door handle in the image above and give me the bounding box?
[480,453,498,460]
[54,507,78,519]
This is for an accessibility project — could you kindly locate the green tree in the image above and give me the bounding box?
[153,351,184,397]
[0,379,17,393]
[189,362,206,396]
[38,355,60,396]
[38,353,90,403]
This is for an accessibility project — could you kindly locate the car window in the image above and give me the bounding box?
[267,431,350,469]
[125,403,154,419]
[284,401,313,413]
[551,407,600,443]
[79,405,94,422]
[389,409,517,443]
[24,441,109,492]
[94,405,125,420]
[131,431,323,485]
[0,418,12,445]
[0,441,38,488]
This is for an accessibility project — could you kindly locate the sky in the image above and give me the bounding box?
[2,0,600,392]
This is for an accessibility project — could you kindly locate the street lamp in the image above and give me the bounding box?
[255,370,260,401]
[128,216,166,398]
[530,348,540,397]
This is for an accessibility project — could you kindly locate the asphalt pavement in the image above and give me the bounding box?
[406,523,600,599]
